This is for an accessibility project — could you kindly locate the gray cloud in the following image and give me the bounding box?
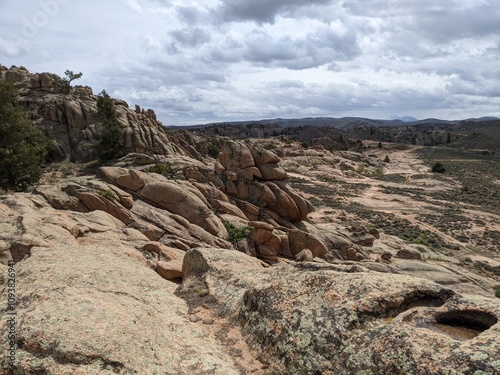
[0,0,499,125]
[217,0,333,24]
[170,27,211,48]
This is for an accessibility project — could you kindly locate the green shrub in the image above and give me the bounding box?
[0,81,49,191]
[494,285,500,298]
[383,155,390,163]
[224,222,252,244]
[96,90,123,161]
[263,143,276,150]
[431,162,446,173]
[207,144,220,158]
[148,163,174,177]
[98,189,115,200]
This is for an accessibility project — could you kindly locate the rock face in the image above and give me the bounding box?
[0,65,193,162]
[215,140,313,223]
[182,248,500,375]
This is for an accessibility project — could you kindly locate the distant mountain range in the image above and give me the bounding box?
[172,115,500,152]
[173,116,500,131]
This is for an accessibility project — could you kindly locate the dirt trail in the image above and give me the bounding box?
[342,146,467,248]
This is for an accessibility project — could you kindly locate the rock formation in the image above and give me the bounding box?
[0,66,499,374]
[0,65,194,162]
[182,248,500,374]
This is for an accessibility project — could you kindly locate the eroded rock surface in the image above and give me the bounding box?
[182,248,500,374]
[0,194,263,374]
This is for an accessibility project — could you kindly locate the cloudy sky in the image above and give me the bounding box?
[1,0,499,125]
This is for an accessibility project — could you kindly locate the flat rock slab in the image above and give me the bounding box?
[0,244,243,374]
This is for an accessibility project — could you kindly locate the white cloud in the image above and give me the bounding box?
[0,0,499,125]
[124,0,142,13]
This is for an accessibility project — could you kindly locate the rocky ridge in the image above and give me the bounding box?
[0,65,197,162]
[0,66,499,374]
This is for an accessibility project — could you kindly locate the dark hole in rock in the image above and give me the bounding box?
[359,289,455,326]
[434,310,498,333]
[384,289,455,318]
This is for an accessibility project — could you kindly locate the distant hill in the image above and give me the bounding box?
[173,116,499,131]
[175,115,500,152]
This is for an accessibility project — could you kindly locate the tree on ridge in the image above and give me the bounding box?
[0,80,49,191]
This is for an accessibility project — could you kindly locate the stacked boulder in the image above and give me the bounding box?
[199,140,330,262]
[214,141,313,223]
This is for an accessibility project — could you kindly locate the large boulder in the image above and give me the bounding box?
[218,141,255,171]
[215,140,313,222]
[141,179,224,236]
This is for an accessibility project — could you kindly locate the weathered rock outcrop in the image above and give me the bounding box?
[215,140,313,223]
[33,174,231,253]
[0,244,244,374]
[0,64,365,265]
[0,65,193,162]
[182,248,500,375]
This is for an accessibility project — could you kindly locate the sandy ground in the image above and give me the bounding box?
[279,141,500,267]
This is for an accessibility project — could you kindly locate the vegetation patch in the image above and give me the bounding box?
[0,81,49,192]
[96,90,124,161]
[431,162,446,173]
[207,144,221,158]
[494,285,500,298]
[224,222,252,244]
[148,163,175,177]
[98,189,115,200]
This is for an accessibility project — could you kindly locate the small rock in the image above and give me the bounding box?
[295,249,314,262]
[156,259,183,280]
[188,315,202,323]
[369,228,380,239]
[381,252,392,261]
[397,248,422,260]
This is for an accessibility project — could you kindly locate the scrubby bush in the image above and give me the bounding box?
[494,285,500,298]
[224,221,252,244]
[0,81,49,191]
[431,162,446,173]
[263,143,276,150]
[98,189,115,200]
[207,144,220,158]
[148,163,174,177]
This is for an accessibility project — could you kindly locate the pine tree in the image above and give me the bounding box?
[0,81,48,191]
[95,90,124,161]
[62,70,83,93]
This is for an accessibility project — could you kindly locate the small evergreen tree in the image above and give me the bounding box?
[207,144,220,158]
[96,90,124,161]
[62,70,83,93]
[0,81,48,191]
[431,162,446,173]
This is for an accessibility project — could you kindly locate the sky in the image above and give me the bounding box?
[1,0,500,125]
